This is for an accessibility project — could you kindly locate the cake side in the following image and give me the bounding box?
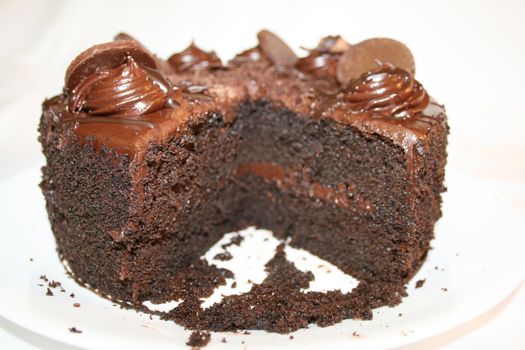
[39,96,135,300]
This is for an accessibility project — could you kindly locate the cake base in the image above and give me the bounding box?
[40,99,446,333]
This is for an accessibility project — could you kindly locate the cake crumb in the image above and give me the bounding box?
[186,331,211,347]
[442,287,448,292]
[46,288,53,296]
[40,275,49,282]
[70,293,75,298]
[243,330,250,335]
[68,327,82,334]
[221,234,244,249]
[415,279,426,288]
[398,313,403,317]
[29,258,33,262]
[352,331,360,337]
[213,252,233,261]
[231,281,237,288]
[221,337,227,343]
[73,303,81,308]
[48,280,61,288]
[289,335,294,339]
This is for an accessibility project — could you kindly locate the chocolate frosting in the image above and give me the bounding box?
[46,32,446,180]
[69,57,175,116]
[344,63,429,119]
[168,43,222,73]
[65,41,157,93]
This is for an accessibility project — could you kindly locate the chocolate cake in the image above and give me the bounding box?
[39,30,448,333]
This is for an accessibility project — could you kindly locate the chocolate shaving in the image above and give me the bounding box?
[257,30,298,67]
[65,41,157,93]
[336,38,415,85]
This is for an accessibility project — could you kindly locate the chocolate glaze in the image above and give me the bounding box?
[47,32,446,178]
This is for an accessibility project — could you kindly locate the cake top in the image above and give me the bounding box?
[44,30,446,163]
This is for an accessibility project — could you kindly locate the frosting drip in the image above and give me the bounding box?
[345,64,429,118]
[68,57,176,116]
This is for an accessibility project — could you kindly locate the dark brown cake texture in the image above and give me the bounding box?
[39,30,448,333]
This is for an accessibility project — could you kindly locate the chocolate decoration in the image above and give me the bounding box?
[168,43,222,73]
[316,35,351,54]
[114,32,175,75]
[114,32,137,42]
[65,41,157,93]
[344,63,429,118]
[336,38,415,85]
[296,53,339,79]
[69,57,177,117]
[257,30,298,67]
[296,36,350,79]
[52,33,444,162]
[230,47,264,64]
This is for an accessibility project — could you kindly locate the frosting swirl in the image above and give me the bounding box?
[168,43,222,73]
[344,64,429,118]
[68,57,176,116]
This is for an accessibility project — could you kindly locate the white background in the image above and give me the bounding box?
[0,0,523,349]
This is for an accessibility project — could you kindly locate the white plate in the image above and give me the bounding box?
[0,165,523,350]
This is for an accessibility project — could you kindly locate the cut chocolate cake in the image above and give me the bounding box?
[39,30,448,333]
